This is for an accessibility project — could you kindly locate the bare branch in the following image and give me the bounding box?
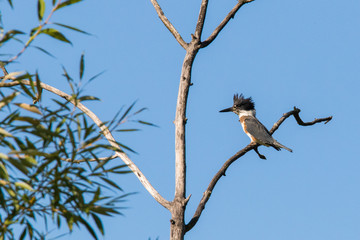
[0,80,172,209]
[149,0,188,49]
[269,107,332,134]
[201,0,254,48]
[185,107,332,232]
[194,0,209,40]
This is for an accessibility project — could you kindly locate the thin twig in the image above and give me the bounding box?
[0,80,172,209]
[7,1,62,63]
[185,108,332,232]
[201,0,254,48]
[149,0,188,49]
[0,64,8,76]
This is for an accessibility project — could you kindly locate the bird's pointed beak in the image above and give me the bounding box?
[219,107,233,113]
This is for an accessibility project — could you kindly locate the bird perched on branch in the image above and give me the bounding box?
[220,94,292,159]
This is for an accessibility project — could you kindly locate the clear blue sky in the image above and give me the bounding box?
[1,0,360,239]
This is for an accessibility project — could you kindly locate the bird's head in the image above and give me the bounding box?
[219,94,255,116]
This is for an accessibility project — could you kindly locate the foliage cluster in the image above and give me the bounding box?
[0,1,145,239]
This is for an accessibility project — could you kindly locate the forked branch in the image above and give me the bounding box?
[201,0,254,48]
[149,0,188,49]
[185,108,332,232]
[0,79,172,209]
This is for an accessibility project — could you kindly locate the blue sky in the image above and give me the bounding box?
[1,0,360,239]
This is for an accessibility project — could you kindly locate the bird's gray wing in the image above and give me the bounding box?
[244,117,274,145]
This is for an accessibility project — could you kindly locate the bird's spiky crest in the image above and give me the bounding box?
[233,94,255,110]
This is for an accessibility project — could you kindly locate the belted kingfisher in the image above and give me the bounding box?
[220,94,292,159]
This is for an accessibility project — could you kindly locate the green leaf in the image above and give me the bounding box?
[87,70,105,84]
[78,96,100,102]
[118,101,136,123]
[14,103,42,115]
[91,214,104,235]
[79,52,85,79]
[7,0,13,8]
[116,128,140,132]
[35,71,43,103]
[0,153,9,160]
[0,91,20,110]
[8,158,29,175]
[33,46,55,58]
[37,0,46,21]
[19,227,27,240]
[100,177,123,191]
[0,127,13,137]
[14,116,41,125]
[54,23,91,35]
[15,182,34,191]
[138,120,158,127]
[39,28,72,45]
[0,30,24,45]
[56,0,83,11]
[0,162,9,180]
[24,156,38,166]
[78,216,98,240]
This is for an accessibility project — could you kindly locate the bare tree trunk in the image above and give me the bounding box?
[171,40,200,240]
[170,201,186,240]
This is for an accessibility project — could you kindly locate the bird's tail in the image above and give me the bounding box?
[273,141,293,152]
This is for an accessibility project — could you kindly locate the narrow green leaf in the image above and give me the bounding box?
[54,22,91,35]
[56,0,83,11]
[78,96,100,102]
[37,0,46,21]
[66,125,76,149]
[39,28,72,45]
[14,116,41,125]
[0,153,9,160]
[133,107,148,115]
[0,30,24,45]
[7,0,13,8]
[35,72,43,103]
[91,214,104,235]
[14,103,42,115]
[24,156,38,166]
[76,116,81,142]
[78,216,98,240]
[8,158,29,175]
[119,101,136,123]
[138,120,158,127]
[87,70,105,84]
[79,52,85,79]
[117,142,137,154]
[33,46,55,58]
[0,127,13,137]
[15,182,34,191]
[0,91,20,110]
[62,66,73,82]
[19,227,27,240]
[100,177,123,191]
[30,26,40,37]
[0,162,9,180]
[116,128,140,132]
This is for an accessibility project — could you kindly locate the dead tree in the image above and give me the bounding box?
[0,1,332,239]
